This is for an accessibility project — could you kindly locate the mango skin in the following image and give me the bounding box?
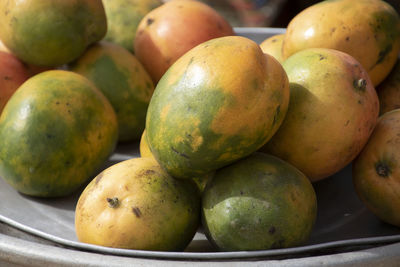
[0,70,118,197]
[353,109,400,227]
[202,152,317,251]
[259,34,285,64]
[103,0,162,53]
[139,128,213,192]
[0,0,107,67]
[262,48,379,182]
[75,157,201,251]
[134,0,234,83]
[0,39,52,76]
[146,35,289,179]
[139,129,153,158]
[0,51,30,113]
[70,42,154,142]
[282,0,400,86]
[377,61,400,115]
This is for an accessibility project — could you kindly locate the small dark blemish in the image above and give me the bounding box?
[132,207,142,218]
[269,226,276,234]
[147,18,154,26]
[375,162,391,178]
[345,36,350,41]
[107,197,119,208]
[145,169,156,176]
[171,147,190,159]
[273,105,281,125]
[376,45,393,65]
[3,76,11,80]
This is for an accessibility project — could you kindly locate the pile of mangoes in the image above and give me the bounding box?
[0,0,399,253]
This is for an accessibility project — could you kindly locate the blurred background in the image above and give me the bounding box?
[190,0,400,28]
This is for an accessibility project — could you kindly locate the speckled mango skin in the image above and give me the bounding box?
[75,157,201,251]
[262,48,379,182]
[70,42,154,142]
[0,70,118,197]
[146,36,290,179]
[282,0,400,86]
[377,60,400,115]
[0,0,107,67]
[353,109,400,227]
[134,0,234,83]
[202,152,317,251]
[260,34,285,64]
[103,0,162,53]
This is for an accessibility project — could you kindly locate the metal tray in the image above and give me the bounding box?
[1,28,400,262]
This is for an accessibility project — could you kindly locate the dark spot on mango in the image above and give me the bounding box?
[107,197,119,208]
[3,76,11,80]
[46,133,55,139]
[345,120,350,126]
[375,161,391,178]
[132,207,142,217]
[269,226,276,234]
[271,38,278,43]
[55,101,60,105]
[353,78,367,92]
[376,45,392,65]
[273,105,281,125]
[146,18,154,26]
[138,169,156,178]
[145,169,156,176]
[345,36,350,41]
[319,54,326,61]
[171,146,190,159]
